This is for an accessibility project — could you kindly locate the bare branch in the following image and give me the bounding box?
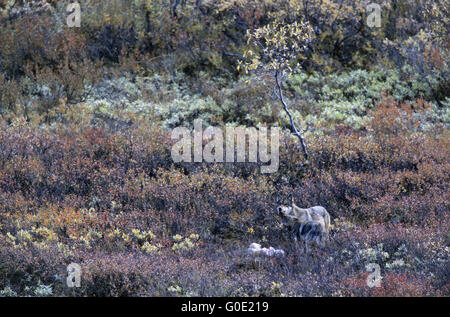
[275,65,309,161]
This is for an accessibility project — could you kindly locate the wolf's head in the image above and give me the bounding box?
[276,199,309,223]
[275,204,294,231]
[276,195,295,216]
[276,204,293,217]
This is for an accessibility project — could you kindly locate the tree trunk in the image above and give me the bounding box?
[275,67,309,161]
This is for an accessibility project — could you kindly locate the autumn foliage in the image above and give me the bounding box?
[0,95,448,296]
[0,0,448,297]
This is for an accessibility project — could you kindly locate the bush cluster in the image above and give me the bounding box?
[0,0,447,297]
[0,96,447,296]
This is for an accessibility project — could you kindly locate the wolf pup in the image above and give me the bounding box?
[276,198,331,249]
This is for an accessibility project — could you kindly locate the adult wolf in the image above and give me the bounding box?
[276,198,331,250]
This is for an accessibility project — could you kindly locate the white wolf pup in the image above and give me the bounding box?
[276,198,331,251]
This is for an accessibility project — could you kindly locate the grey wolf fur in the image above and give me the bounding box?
[293,221,325,252]
[276,198,331,252]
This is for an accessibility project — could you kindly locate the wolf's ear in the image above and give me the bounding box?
[287,194,292,203]
[272,194,282,205]
[290,195,295,205]
[275,195,282,204]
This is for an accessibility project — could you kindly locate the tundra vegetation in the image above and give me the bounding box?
[0,0,448,296]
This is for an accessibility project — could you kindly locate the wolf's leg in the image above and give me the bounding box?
[319,232,326,248]
[326,214,331,240]
[318,236,325,249]
[295,237,302,255]
[305,241,311,254]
